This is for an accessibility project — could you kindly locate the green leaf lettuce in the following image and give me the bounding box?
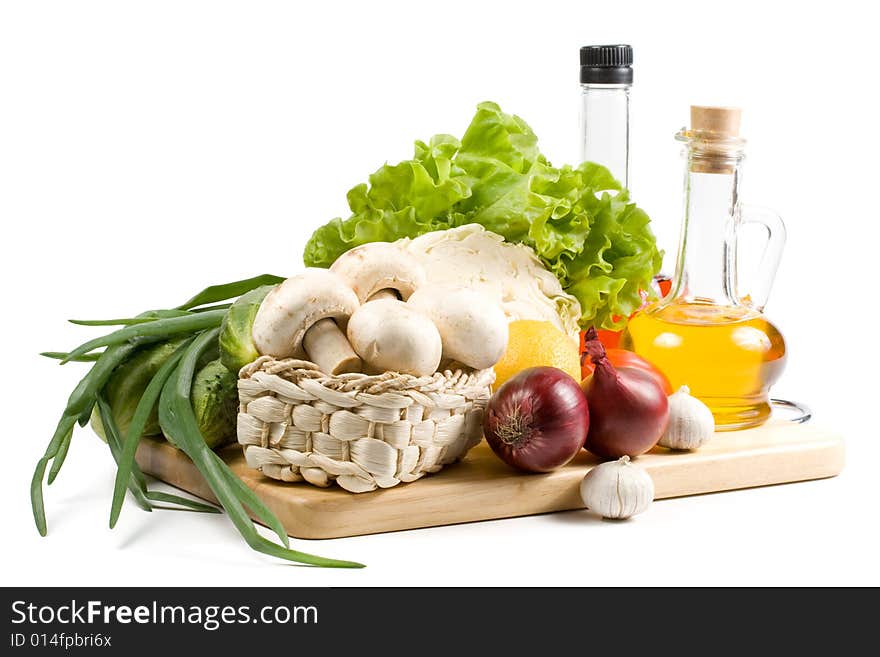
[303,101,662,329]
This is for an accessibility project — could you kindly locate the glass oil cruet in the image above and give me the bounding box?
[621,106,787,430]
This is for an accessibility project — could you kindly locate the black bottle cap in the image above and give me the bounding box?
[580,44,633,84]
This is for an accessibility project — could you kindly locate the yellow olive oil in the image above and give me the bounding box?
[620,302,786,430]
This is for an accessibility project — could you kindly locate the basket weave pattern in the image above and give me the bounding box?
[236,356,494,493]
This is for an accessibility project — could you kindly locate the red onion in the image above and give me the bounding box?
[484,367,589,473]
[581,328,669,459]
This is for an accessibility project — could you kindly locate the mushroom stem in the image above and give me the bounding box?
[366,289,399,302]
[303,318,362,375]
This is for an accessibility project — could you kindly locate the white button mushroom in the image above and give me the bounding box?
[252,268,362,375]
[330,242,427,302]
[346,298,442,377]
[407,284,509,371]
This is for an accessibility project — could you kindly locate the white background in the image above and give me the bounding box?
[2,0,878,586]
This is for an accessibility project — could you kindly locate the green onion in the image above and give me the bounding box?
[46,425,72,485]
[68,309,193,326]
[64,343,142,417]
[40,351,103,362]
[158,329,363,569]
[60,310,226,364]
[109,337,194,527]
[33,338,198,533]
[98,395,218,515]
[143,490,218,513]
[72,341,162,427]
[97,397,154,512]
[176,274,284,311]
[208,450,290,545]
[33,343,140,526]
[190,303,232,313]
[31,415,77,536]
[35,275,364,567]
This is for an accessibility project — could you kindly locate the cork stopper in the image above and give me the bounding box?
[690,106,742,137]
[684,106,744,174]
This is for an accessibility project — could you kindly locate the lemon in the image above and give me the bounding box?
[493,320,581,388]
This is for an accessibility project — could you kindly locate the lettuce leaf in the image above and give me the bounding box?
[303,101,662,330]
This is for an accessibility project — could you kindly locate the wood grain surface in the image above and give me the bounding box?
[136,419,845,539]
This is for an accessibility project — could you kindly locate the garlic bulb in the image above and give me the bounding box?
[579,456,654,520]
[659,385,715,450]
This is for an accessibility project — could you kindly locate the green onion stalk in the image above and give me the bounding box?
[32,274,363,569]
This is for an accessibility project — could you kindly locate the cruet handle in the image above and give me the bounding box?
[736,205,787,312]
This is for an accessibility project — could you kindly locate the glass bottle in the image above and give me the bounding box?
[579,44,632,188]
[621,106,787,431]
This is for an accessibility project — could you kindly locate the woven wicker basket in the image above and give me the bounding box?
[236,356,494,493]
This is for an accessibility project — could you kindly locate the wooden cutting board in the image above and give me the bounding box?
[136,419,845,539]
